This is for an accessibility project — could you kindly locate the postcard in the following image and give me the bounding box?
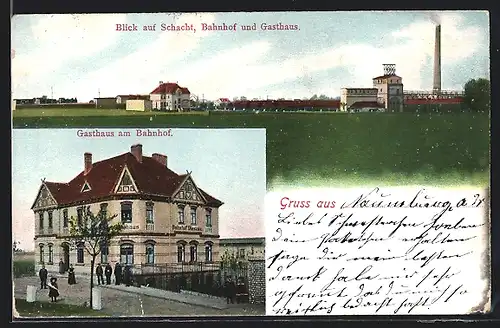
[11,11,491,318]
[12,128,266,317]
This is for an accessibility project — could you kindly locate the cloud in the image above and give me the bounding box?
[63,13,216,99]
[11,14,127,93]
[12,12,486,100]
[190,13,485,99]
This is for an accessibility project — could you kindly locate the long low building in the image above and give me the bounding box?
[219,237,265,261]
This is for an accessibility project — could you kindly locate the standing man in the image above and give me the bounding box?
[224,275,236,304]
[38,265,48,289]
[95,263,104,285]
[114,262,122,285]
[104,263,113,285]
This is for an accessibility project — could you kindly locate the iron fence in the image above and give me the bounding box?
[132,261,249,298]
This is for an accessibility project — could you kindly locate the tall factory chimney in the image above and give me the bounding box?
[433,24,441,94]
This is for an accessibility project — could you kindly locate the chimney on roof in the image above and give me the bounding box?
[131,144,143,163]
[84,152,92,175]
[152,153,168,167]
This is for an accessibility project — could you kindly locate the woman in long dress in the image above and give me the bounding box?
[68,264,77,285]
[48,277,60,302]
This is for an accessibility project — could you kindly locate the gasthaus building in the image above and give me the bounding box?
[32,144,223,274]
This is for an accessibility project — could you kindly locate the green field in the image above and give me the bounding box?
[13,109,490,187]
[14,299,107,318]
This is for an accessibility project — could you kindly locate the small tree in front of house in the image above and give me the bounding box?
[68,206,123,309]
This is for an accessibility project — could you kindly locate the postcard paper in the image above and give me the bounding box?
[11,11,490,318]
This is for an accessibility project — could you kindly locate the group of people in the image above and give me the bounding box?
[38,265,59,302]
[38,260,136,303]
[95,262,134,286]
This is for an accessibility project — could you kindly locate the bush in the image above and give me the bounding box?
[13,260,35,278]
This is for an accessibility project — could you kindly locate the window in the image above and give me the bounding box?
[120,244,134,265]
[100,243,109,263]
[177,244,185,263]
[146,244,155,264]
[189,243,198,262]
[39,212,44,230]
[48,212,53,229]
[100,203,108,219]
[63,209,68,228]
[205,209,212,227]
[121,202,133,224]
[146,202,154,224]
[238,248,245,259]
[205,243,213,262]
[190,207,197,225]
[77,208,83,226]
[178,206,185,224]
[39,244,44,263]
[48,244,53,263]
[77,243,85,264]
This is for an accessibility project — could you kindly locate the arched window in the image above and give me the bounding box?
[204,242,213,263]
[48,244,54,264]
[100,242,109,264]
[177,242,186,263]
[145,243,155,264]
[120,243,134,265]
[189,241,198,263]
[39,244,44,263]
[77,242,85,264]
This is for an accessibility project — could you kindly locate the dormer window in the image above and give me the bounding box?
[81,181,91,192]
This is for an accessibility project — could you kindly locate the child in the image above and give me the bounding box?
[48,277,60,302]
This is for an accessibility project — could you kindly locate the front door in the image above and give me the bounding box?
[63,244,70,271]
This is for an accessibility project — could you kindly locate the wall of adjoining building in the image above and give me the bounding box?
[247,258,265,304]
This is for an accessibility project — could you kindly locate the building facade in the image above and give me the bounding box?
[32,144,223,274]
[149,82,191,111]
[372,64,404,112]
[94,97,117,109]
[340,88,378,111]
[219,237,265,261]
[125,99,152,111]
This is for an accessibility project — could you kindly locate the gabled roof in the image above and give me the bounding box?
[150,83,190,95]
[39,152,222,207]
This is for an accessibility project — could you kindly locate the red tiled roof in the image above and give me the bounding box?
[349,101,383,109]
[218,98,230,102]
[404,97,463,105]
[39,151,222,207]
[372,74,401,80]
[230,99,340,109]
[150,83,190,95]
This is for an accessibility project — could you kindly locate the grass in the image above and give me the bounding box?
[12,109,490,187]
[14,298,108,317]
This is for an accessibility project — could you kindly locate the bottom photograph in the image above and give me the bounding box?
[12,128,266,318]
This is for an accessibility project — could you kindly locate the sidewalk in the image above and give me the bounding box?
[99,284,229,310]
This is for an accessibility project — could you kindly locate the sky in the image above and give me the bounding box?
[11,11,489,102]
[12,129,266,251]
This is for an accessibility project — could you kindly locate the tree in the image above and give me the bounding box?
[463,78,490,112]
[68,207,123,309]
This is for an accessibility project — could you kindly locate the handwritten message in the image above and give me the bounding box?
[265,187,490,315]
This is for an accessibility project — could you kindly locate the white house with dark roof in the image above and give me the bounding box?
[32,144,223,274]
[149,81,191,111]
